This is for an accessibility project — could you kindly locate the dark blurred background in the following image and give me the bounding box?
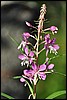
[1,1,66,99]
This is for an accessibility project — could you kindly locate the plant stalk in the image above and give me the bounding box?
[33,4,46,99]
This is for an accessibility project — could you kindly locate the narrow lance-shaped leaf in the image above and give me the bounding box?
[13,76,22,79]
[1,92,14,99]
[45,90,66,99]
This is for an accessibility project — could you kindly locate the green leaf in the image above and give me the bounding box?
[1,92,14,99]
[45,90,66,99]
[13,76,22,79]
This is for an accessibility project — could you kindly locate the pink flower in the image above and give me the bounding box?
[22,32,30,41]
[18,32,30,50]
[44,34,59,56]
[17,40,27,50]
[18,47,34,67]
[20,62,54,84]
[50,26,58,34]
[44,26,58,34]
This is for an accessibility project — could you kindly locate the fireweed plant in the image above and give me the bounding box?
[16,4,65,99]
[1,4,66,99]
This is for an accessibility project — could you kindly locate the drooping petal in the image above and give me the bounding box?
[38,72,46,80]
[53,44,59,50]
[24,69,34,77]
[32,63,37,71]
[39,64,46,71]
[48,64,54,69]
[18,54,26,60]
[25,47,29,56]
[29,51,34,57]
[20,78,25,82]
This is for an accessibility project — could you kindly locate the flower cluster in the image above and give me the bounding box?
[20,62,54,84]
[18,24,59,85]
[17,4,60,99]
[44,34,59,56]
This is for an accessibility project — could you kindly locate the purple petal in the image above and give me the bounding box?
[38,72,46,80]
[53,44,59,50]
[50,26,58,31]
[18,54,26,60]
[20,78,25,82]
[22,32,30,41]
[23,32,30,38]
[32,63,37,71]
[25,47,28,56]
[50,38,56,44]
[39,64,46,71]
[45,34,50,39]
[44,34,50,43]
[29,51,34,57]
[48,64,54,69]
[24,69,34,77]
[24,69,29,76]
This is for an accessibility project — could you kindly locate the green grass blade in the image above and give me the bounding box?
[1,92,14,99]
[8,34,24,53]
[45,90,66,99]
[8,34,19,46]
